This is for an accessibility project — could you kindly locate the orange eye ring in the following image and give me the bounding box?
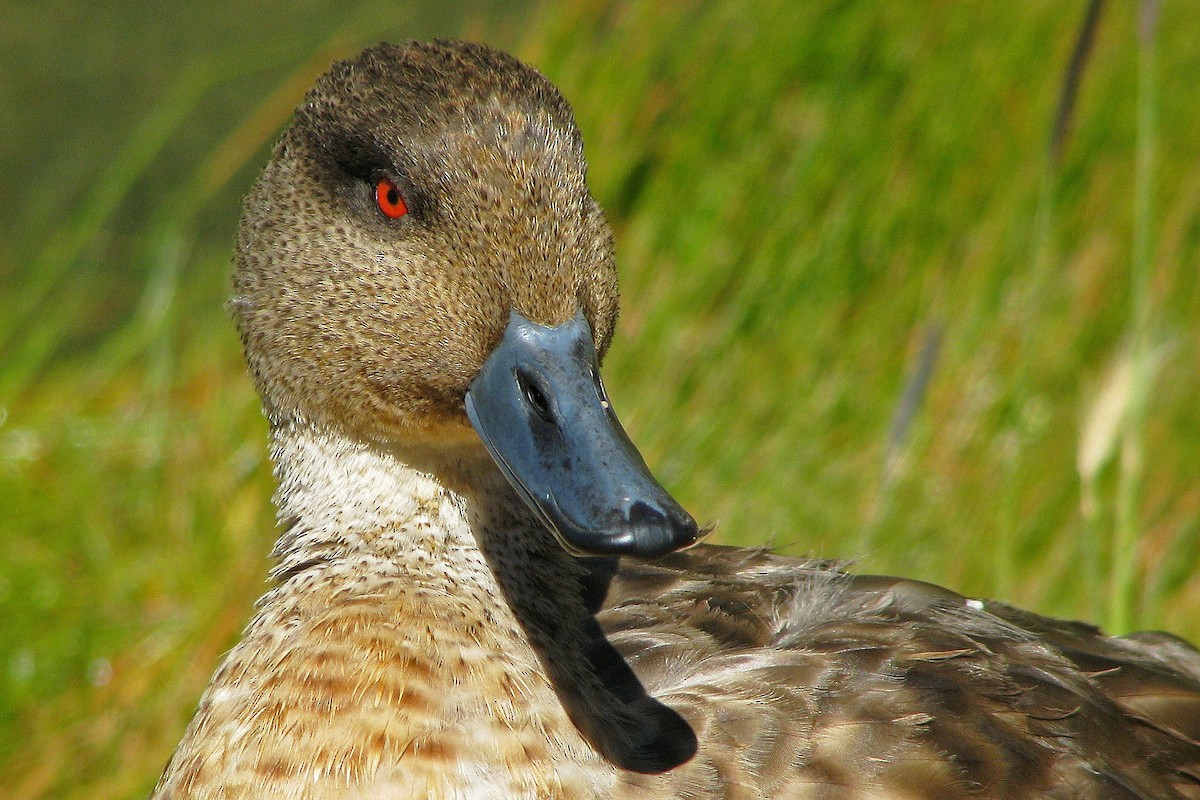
[375,177,408,219]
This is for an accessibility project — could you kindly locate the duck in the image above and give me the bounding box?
[152,40,1200,799]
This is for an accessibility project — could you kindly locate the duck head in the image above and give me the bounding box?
[232,41,698,559]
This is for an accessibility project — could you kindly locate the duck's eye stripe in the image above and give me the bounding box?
[375,177,408,218]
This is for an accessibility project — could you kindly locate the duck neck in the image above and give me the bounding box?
[261,419,692,775]
[268,419,521,581]
[266,419,600,652]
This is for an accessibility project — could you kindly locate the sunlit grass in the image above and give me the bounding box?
[1,1,1198,795]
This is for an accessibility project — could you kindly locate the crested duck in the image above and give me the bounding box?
[153,40,1200,799]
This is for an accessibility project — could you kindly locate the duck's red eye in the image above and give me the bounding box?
[375,177,408,219]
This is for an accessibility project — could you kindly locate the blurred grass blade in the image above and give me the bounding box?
[1078,351,1131,492]
[1077,348,1131,602]
[861,322,942,551]
[1049,0,1106,166]
[1110,0,1162,634]
[1110,0,1162,633]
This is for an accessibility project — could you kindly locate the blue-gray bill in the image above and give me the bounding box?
[465,309,699,559]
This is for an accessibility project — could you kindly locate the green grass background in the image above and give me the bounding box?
[2,1,1198,795]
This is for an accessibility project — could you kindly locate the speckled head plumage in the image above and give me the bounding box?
[232,40,619,443]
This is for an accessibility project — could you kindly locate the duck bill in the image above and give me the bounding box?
[465,309,698,559]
